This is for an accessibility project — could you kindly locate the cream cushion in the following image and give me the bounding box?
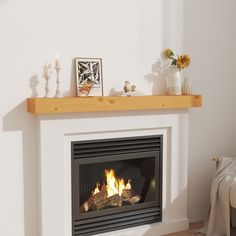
[230,180,236,208]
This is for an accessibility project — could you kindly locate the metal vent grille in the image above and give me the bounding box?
[73,206,161,236]
[72,135,162,159]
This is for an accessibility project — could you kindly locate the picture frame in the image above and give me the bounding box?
[75,57,104,96]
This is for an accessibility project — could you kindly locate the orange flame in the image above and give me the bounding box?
[92,182,100,195]
[92,169,132,197]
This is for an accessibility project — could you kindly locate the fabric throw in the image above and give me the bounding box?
[199,157,236,236]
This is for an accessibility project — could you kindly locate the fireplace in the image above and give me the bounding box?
[71,135,163,236]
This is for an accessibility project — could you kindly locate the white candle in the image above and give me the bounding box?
[44,63,52,77]
[55,54,61,69]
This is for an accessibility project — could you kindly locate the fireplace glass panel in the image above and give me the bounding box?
[79,155,157,213]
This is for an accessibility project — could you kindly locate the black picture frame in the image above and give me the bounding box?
[75,57,104,96]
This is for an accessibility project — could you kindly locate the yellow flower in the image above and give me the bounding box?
[176,54,191,70]
[163,48,191,71]
[164,48,174,59]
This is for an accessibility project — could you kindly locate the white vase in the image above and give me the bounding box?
[167,67,182,95]
[182,77,191,95]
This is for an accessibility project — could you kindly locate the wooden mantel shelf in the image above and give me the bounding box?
[27,95,202,114]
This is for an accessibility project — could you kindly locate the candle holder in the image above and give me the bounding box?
[55,66,62,97]
[44,75,51,98]
[43,64,52,98]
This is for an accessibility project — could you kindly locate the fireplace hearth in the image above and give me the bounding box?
[71,135,163,236]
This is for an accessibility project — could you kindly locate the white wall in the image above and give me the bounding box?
[0,133,24,236]
[183,0,236,222]
[0,0,236,235]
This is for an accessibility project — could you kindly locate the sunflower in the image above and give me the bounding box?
[176,54,191,70]
[163,48,191,71]
[164,48,174,59]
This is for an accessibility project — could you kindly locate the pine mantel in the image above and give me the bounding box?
[27,95,202,114]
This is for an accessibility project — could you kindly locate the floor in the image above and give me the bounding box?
[163,222,236,236]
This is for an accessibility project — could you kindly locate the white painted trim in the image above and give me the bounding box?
[37,111,189,236]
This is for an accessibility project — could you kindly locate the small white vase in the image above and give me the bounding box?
[167,67,182,95]
[182,77,191,95]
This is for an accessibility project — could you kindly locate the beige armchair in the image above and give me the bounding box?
[213,157,236,227]
[230,183,236,208]
[230,182,236,227]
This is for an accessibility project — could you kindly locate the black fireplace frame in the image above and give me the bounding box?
[71,135,163,236]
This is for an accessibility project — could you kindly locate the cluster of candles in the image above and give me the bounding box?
[43,54,62,97]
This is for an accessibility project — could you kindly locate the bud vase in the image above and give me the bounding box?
[182,77,191,95]
[167,67,182,95]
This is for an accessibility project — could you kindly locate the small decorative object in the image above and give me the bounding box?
[131,85,136,92]
[55,54,62,97]
[123,81,131,93]
[182,77,191,95]
[122,82,139,96]
[163,48,191,95]
[75,58,103,96]
[43,63,52,97]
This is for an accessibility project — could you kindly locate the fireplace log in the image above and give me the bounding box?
[128,195,141,204]
[121,189,135,199]
[80,188,141,212]
[121,189,141,204]
[80,188,108,213]
[96,194,122,210]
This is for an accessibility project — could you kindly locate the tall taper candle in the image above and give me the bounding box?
[55,54,62,97]
[55,54,61,69]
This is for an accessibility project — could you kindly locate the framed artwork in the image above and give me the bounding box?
[75,58,104,96]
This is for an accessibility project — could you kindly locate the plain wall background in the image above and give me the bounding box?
[0,0,236,235]
[184,0,236,222]
[0,132,24,236]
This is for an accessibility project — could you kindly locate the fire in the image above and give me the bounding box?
[92,182,100,195]
[92,169,132,197]
[105,169,119,197]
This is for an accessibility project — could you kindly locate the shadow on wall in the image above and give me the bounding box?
[3,100,38,236]
[29,74,40,98]
[145,59,168,95]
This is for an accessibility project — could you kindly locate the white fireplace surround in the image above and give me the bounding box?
[37,110,189,236]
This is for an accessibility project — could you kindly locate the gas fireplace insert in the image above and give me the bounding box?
[72,135,163,236]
